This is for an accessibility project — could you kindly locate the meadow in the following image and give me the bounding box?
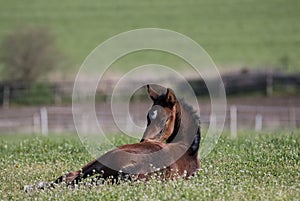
[0,131,299,200]
[0,0,299,74]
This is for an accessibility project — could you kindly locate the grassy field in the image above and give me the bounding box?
[0,131,299,200]
[0,0,299,74]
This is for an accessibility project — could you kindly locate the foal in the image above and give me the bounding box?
[26,85,200,190]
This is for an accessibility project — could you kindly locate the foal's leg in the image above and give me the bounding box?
[53,158,118,186]
[53,170,81,185]
[24,159,114,191]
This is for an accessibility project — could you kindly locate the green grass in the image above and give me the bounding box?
[0,131,299,200]
[0,0,300,74]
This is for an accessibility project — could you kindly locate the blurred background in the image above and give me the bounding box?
[0,0,299,135]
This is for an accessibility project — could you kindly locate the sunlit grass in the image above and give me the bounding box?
[0,131,299,200]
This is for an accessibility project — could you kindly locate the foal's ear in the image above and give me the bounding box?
[147,85,159,101]
[166,88,177,107]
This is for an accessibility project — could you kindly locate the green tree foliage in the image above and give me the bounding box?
[0,26,61,83]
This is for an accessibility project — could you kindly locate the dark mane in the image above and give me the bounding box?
[178,99,200,127]
[178,99,201,156]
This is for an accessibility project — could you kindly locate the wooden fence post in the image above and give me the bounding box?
[40,107,48,135]
[255,114,263,132]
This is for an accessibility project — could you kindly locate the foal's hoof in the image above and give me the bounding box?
[23,182,50,192]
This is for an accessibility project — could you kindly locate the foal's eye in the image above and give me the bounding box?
[149,110,158,120]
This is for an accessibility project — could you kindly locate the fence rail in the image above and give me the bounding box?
[0,103,299,135]
[226,105,300,137]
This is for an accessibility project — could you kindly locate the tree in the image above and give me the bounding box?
[0,26,61,83]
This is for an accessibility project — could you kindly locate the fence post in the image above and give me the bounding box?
[255,114,263,132]
[3,86,10,109]
[230,105,237,138]
[40,107,48,135]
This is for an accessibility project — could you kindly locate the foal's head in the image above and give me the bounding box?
[141,85,181,143]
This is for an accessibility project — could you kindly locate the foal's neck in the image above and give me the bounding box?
[167,100,199,146]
